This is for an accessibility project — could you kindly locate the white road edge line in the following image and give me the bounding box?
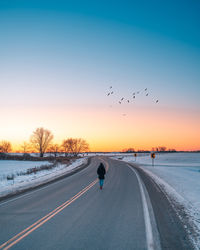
[127,164,155,250]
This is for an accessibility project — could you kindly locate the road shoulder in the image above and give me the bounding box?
[128,162,196,250]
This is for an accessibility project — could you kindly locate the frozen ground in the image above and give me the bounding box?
[0,160,52,179]
[0,158,87,198]
[114,152,200,247]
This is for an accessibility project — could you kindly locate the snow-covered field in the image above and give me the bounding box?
[116,152,200,246]
[0,160,52,179]
[0,158,87,198]
[120,153,200,208]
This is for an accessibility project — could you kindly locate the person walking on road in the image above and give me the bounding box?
[97,163,106,190]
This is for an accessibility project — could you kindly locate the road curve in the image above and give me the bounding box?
[0,157,194,250]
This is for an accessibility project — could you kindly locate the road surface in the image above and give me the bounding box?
[0,157,194,249]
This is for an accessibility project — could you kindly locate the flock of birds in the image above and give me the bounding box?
[106,86,159,116]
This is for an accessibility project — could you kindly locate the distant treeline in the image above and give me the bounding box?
[1,128,199,158]
[122,147,200,153]
[0,127,89,158]
[0,152,80,162]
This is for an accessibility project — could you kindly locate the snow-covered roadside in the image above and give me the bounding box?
[114,153,200,248]
[0,158,88,199]
[0,160,52,179]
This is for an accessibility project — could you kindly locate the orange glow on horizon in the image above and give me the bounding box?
[2,104,199,153]
[1,3,200,154]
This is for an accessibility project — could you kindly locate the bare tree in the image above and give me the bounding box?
[168,148,176,152]
[158,146,167,152]
[0,141,12,153]
[62,138,89,156]
[62,139,72,156]
[48,144,60,158]
[74,138,89,156]
[21,142,31,153]
[124,148,135,153]
[30,128,54,157]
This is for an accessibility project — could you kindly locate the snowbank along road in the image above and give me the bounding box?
[0,157,195,249]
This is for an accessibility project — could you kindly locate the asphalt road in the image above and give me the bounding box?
[0,157,194,250]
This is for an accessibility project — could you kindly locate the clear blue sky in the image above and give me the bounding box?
[0,0,200,150]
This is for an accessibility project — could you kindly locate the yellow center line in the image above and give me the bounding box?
[0,179,98,250]
[1,160,110,250]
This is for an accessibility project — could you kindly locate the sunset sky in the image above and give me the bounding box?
[0,1,200,151]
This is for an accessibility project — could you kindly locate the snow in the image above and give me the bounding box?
[0,158,87,198]
[1,152,200,246]
[0,160,52,179]
[116,152,200,248]
[120,153,200,209]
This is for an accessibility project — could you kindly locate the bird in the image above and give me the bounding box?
[105,85,159,115]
